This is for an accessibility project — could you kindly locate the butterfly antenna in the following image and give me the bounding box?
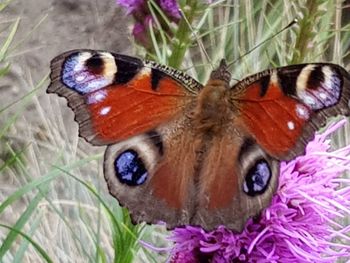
[179,7,214,69]
[227,19,298,68]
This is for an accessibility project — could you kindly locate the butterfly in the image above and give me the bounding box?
[48,49,350,232]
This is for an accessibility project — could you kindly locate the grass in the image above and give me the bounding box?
[0,0,349,262]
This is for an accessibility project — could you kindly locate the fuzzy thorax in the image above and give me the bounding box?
[192,79,233,133]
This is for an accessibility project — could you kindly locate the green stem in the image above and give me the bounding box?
[168,0,199,68]
[290,0,323,64]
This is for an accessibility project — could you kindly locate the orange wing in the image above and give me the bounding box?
[47,49,202,145]
[232,64,350,160]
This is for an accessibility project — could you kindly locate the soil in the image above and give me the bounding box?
[1,0,131,122]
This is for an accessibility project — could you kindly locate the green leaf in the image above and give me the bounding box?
[0,17,20,61]
[0,0,13,12]
[0,224,53,263]
[0,188,49,259]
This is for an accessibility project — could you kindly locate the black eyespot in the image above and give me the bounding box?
[85,54,104,75]
[243,159,271,196]
[114,150,148,186]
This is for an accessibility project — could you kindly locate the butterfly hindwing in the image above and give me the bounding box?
[233,63,350,160]
[103,111,279,232]
[48,49,202,145]
[103,115,199,228]
[192,123,279,231]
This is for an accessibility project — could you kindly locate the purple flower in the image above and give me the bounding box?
[116,0,181,48]
[159,0,181,19]
[116,0,180,19]
[116,0,144,14]
[169,120,350,262]
[132,17,153,48]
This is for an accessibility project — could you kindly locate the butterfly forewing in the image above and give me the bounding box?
[233,63,350,160]
[48,49,202,145]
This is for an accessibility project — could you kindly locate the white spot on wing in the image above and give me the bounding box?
[295,104,310,120]
[87,90,107,104]
[100,106,111,115]
[76,75,85,82]
[319,92,327,99]
[303,94,316,106]
[287,121,295,130]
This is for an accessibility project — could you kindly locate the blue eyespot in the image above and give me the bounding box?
[61,52,113,94]
[114,150,148,186]
[243,160,271,196]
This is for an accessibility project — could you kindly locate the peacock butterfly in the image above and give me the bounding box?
[48,49,350,232]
